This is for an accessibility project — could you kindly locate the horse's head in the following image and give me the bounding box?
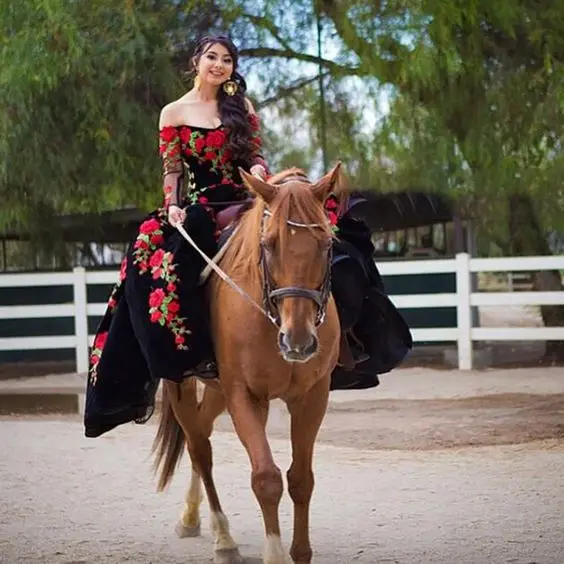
[239,164,343,363]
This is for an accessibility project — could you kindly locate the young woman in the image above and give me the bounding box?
[84,34,411,439]
[84,34,271,437]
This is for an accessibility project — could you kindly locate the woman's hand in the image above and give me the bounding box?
[168,204,186,227]
[250,164,267,180]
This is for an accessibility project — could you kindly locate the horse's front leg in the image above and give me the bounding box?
[226,386,289,564]
[285,376,330,563]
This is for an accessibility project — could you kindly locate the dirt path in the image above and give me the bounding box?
[209,392,564,450]
[1,415,563,564]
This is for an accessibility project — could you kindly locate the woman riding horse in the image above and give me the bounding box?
[83,33,412,439]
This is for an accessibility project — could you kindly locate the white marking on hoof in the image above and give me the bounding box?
[211,511,238,551]
[213,547,244,564]
[263,534,289,564]
[175,520,201,538]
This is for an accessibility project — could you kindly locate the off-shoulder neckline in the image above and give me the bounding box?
[160,124,224,131]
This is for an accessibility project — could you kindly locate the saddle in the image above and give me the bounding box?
[215,199,254,231]
[198,200,253,286]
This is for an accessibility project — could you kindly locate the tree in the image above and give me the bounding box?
[0,0,220,237]
[220,0,564,358]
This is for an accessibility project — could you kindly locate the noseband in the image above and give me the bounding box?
[259,205,332,329]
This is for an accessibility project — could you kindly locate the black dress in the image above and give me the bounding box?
[83,115,412,438]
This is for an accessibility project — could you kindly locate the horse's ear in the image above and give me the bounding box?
[312,161,344,201]
[239,168,276,203]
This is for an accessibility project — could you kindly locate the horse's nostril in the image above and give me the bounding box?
[305,334,318,355]
[278,331,290,352]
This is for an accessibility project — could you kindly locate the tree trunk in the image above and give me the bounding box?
[508,193,564,362]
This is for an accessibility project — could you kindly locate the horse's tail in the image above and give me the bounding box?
[152,383,185,492]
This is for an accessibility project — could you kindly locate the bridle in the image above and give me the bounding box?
[175,175,333,329]
[259,208,332,328]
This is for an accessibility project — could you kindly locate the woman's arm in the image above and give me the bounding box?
[245,98,270,180]
[159,104,186,226]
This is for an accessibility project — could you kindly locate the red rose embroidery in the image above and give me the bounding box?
[145,250,191,349]
[194,137,205,153]
[140,218,160,234]
[327,211,338,226]
[134,239,148,250]
[204,150,216,162]
[94,332,108,349]
[149,249,166,268]
[149,288,166,308]
[119,258,127,281]
[179,127,192,144]
[325,198,338,211]
[160,126,178,143]
[89,331,109,385]
[249,113,260,131]
[206,129,227,149]
[150,233,164,246]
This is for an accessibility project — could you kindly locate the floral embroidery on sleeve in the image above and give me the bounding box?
[248,113,270,174]
[160,126,182,174]
[160,127,183,207]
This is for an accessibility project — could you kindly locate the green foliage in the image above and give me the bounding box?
[0,0,219,238]
[2,0,563,257]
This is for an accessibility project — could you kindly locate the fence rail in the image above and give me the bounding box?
[0,253,563,372]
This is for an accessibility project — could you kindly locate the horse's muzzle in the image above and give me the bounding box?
[278,330,318,363]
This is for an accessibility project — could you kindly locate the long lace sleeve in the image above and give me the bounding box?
[159,126,184,208]
[248,113,271,176]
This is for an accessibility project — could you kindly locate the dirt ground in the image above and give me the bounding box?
[2,382,564,564]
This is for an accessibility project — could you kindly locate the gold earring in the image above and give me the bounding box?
[194,75,201,90]
[223,79,238,96]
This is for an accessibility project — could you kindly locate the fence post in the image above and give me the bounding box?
[73,267,89,373]
[456,253,473,370]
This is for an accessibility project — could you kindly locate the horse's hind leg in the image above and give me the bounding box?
[176,382,225,538]
[164,380,242,564]
[176,466,203,538]
[286,376,330,563]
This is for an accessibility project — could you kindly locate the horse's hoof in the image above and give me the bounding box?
[175,520,201,538]
[214,547,244,564]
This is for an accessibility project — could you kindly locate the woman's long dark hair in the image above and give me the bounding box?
[191,34,255,167]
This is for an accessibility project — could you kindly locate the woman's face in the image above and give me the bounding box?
[196,42,234,87]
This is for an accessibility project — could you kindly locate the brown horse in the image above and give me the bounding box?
[153,164,344,564]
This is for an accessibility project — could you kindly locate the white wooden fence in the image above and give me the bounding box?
[0,253,562,372]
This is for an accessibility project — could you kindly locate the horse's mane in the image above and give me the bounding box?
[219,168,334,286]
